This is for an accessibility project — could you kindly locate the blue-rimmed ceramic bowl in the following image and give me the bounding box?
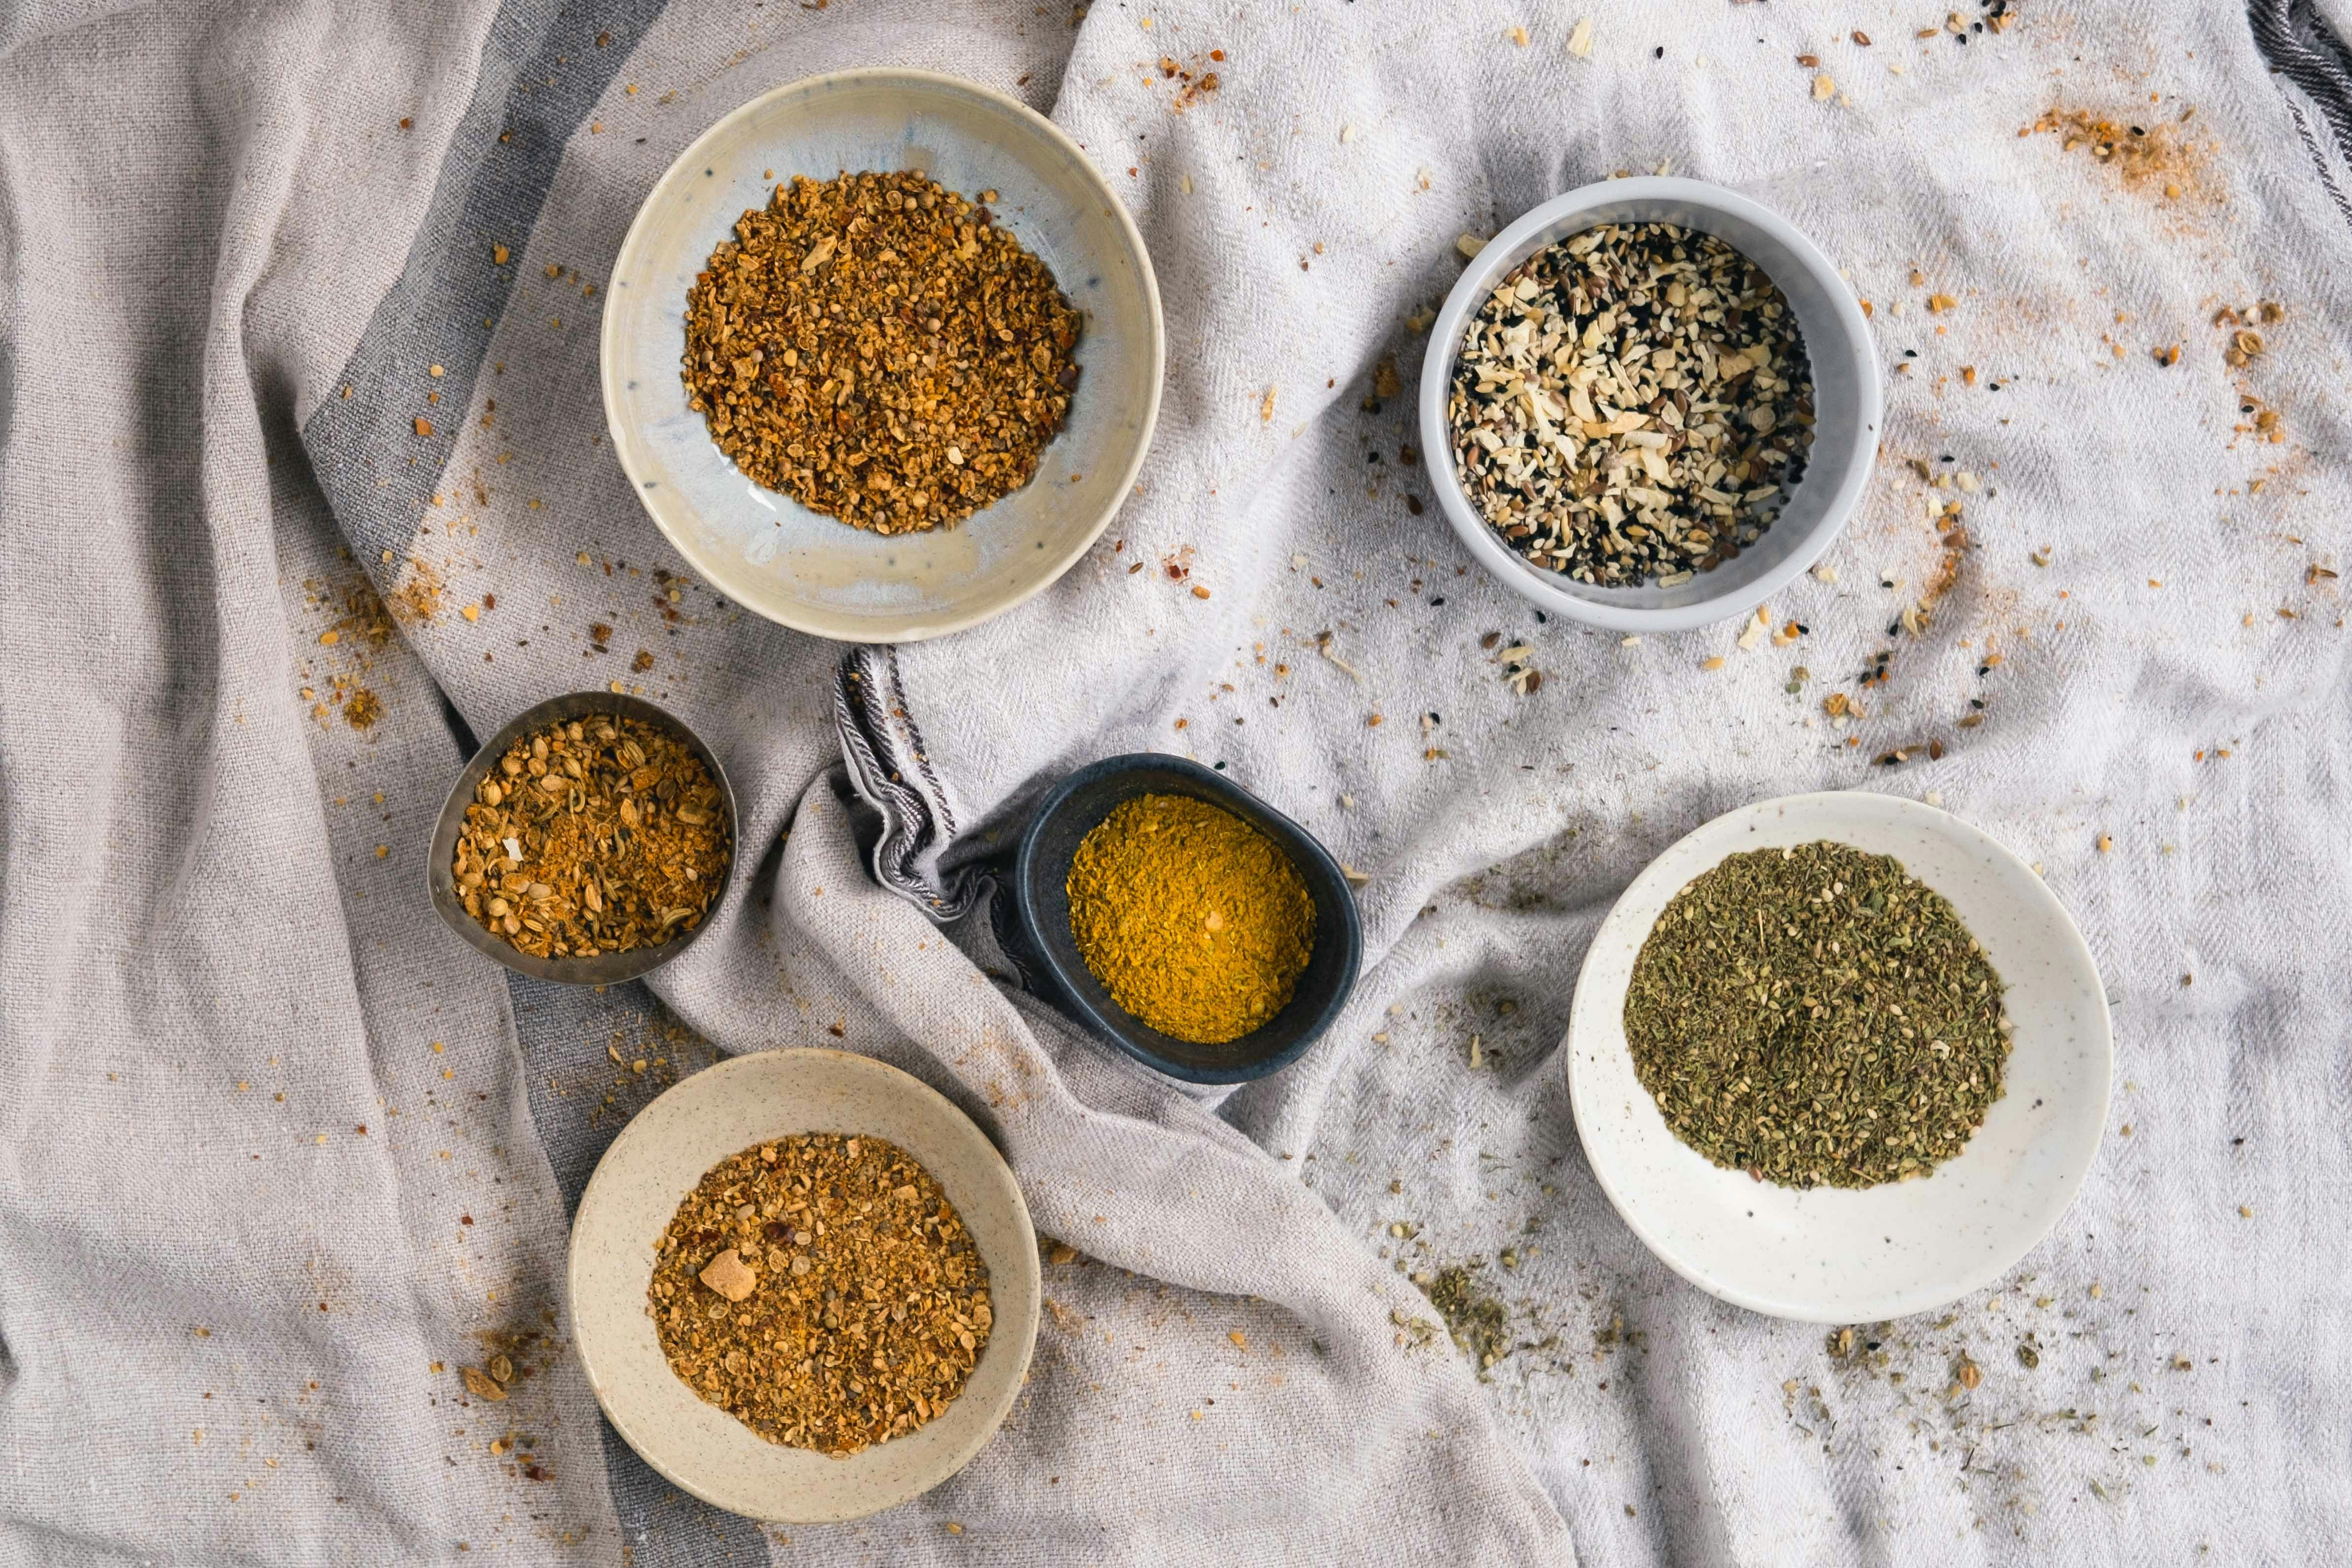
[1004,755,1362,1085]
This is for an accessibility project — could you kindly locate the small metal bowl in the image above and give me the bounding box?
[1001,754,1362,1085]
[427,691,740,986]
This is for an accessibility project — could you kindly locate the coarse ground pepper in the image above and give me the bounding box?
[453,714,730,960]
[1065,793,1314,1044]
[681,169,1080,535]
[647,1134,991,1454]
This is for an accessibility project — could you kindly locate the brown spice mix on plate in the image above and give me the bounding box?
[648,1134,992,1454]
[682,169,1081,535]
[453,714,730,960]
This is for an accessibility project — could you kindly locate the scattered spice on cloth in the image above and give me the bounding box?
[1424,1265,1511,1373]
[1448,222,1814,587]
[453,713,730,959]
[1623,841,2009,1188]
[1066,793,1314,1044]
[647,1134,992,1455]
[681,170,1081,535]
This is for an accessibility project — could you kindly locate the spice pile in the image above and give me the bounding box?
[452,714,730,960]
[681,169,1081,535]
[1623,841,2009,1189]
[1447,223,1815,587]
[648,1134,992,1454]
[1066,794,1314,1045]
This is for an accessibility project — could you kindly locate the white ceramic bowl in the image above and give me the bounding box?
[1418,177,1880,634]
[602,69,1164,643]
[1565,793,2111,1323]
[569,1049,1041,1522]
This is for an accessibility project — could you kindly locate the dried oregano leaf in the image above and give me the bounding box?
[1623,840,2009,1189]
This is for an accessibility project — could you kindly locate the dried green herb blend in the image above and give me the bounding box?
[1423,1265,1511,1373]
[1623,841,2009,1189]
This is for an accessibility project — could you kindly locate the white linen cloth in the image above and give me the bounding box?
[0,0,2346,1563]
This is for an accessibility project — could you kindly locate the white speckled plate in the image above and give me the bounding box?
[1566,793,2111,1323]
[569,1049,1040,1522]
[601,69,1163,642]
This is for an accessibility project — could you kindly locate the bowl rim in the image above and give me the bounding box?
[1563,790,2114,1322]
[426,690,740,986]
[1416,175,1882,634]
[1010,753,1364,1085]
[567,1047,1042,1522]
[599,66,1167,645]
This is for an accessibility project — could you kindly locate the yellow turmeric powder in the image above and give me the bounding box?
[1066,794,1315,1044]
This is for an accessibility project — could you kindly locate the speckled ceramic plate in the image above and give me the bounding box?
[1565,793,2111,1323]
[568,1049,1040,1522]
[601,68,1163,643]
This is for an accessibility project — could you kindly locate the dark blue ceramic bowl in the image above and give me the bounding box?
[1006,754,1362,1085]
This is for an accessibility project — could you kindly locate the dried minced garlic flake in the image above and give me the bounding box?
[1567,16,1594,59]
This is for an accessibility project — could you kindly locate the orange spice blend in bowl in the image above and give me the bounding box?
[681,169,1081,536]
[452,714,730,960]
[648,1134,993,1454]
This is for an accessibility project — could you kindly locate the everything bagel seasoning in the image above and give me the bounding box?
[1447,223,1815,587]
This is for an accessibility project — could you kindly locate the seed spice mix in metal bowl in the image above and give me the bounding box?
[452,714,731,960]
[1447,223,1816,587]
[1622,841,2011,1189]
[648,1134,993,1455]
[681,169,1081,537]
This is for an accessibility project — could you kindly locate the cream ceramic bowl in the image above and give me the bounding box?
[602,69,1164,642]
[569,1049,1041,1522]
[1565,793,2111,1323]
[1419,177,1880,634]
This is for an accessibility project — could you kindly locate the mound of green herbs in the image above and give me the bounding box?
[1623,840,2010,1189]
